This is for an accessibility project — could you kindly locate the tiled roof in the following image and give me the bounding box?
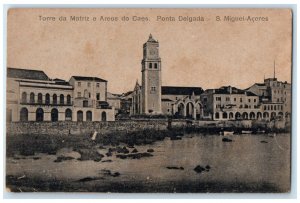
[161,86,203,95]
[208,86,257,96]
[7,67,49,81]
[71,76,107,82]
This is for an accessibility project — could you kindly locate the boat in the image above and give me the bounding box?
[256,130,266,134]
[241,130,252,134]
[220,131,234,136]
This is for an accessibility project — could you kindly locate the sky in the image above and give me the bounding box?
[7,8,292,94]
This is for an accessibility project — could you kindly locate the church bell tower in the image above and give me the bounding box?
[141,34,162,114]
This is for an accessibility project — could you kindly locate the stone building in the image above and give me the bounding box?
[107,92,122,115]
[201,86,261,120]
[131,34,204,119]
[246,77,291,120]
[7,67,115,122]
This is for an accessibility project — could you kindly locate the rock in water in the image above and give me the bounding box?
[194,165,206,173]
[147,149,154,153]
[222,137,233,142]
[260,140,268,143]
[132,148,138,153]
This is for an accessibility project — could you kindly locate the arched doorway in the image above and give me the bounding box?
[20,108,28,121]
[271,112,276,119]
[65,108,72,121]
[51,108,59,122]
[77,111,83,122]
[223,112,228,119]
[86,111,92,121]
[101,111,107,121]
[257,112,262,119]
[186,102,194,118]
[177,103,185,117]
[235,112,241,120]
[229,112,234,120]
[249,112,255,120]
[278,112,283,119]
[195,103,202,120]
[263,112,269,119]
[36,108,44,122]
[242,112,248,120]
[215,112,220,119]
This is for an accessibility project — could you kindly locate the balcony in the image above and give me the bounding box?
[96,101,112,109]
[20,101,73,106]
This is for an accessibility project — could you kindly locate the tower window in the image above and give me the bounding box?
[149,63,152,69]
[154,63,158,69]
[150,86,156,93]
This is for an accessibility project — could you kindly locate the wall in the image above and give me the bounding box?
[6,120,175,136]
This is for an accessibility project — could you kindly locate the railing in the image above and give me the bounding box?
[20,101,73,106]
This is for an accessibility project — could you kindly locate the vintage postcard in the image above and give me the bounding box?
[6,8,292,193]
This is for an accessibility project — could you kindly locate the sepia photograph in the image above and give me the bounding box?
[5,8,292,193]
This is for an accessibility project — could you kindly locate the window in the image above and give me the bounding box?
[240,98,242,102]
[21,92,27,103]
[96,93,100,100]
[53,94,57,104]
[78,82,81,87]
[226,97,230,101]
[203,98,207,102]
[83,100,88,107]
[254,99,256,102]
[67,95,71,105]
[60,94,64,104]
[234,98,236,102]
[30,92,35,103]
[89,93,91,98]
[88,82,91,87]
[154,63,158,69]
[96,83,100,88]
[45,94,50,104]
[216,97,221,101]
[149,63,152,69]
[248,99,251,103]
[38,93,43,104]
[151,86,156,92]
[167,109,170,112]
[77,92,81,97]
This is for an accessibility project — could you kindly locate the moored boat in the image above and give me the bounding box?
[220,131,234,136]
[242,130,252,134]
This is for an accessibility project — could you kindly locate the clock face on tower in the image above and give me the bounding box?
[149,48,157,57]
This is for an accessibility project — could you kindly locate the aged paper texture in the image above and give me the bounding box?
[6,8,292,193]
